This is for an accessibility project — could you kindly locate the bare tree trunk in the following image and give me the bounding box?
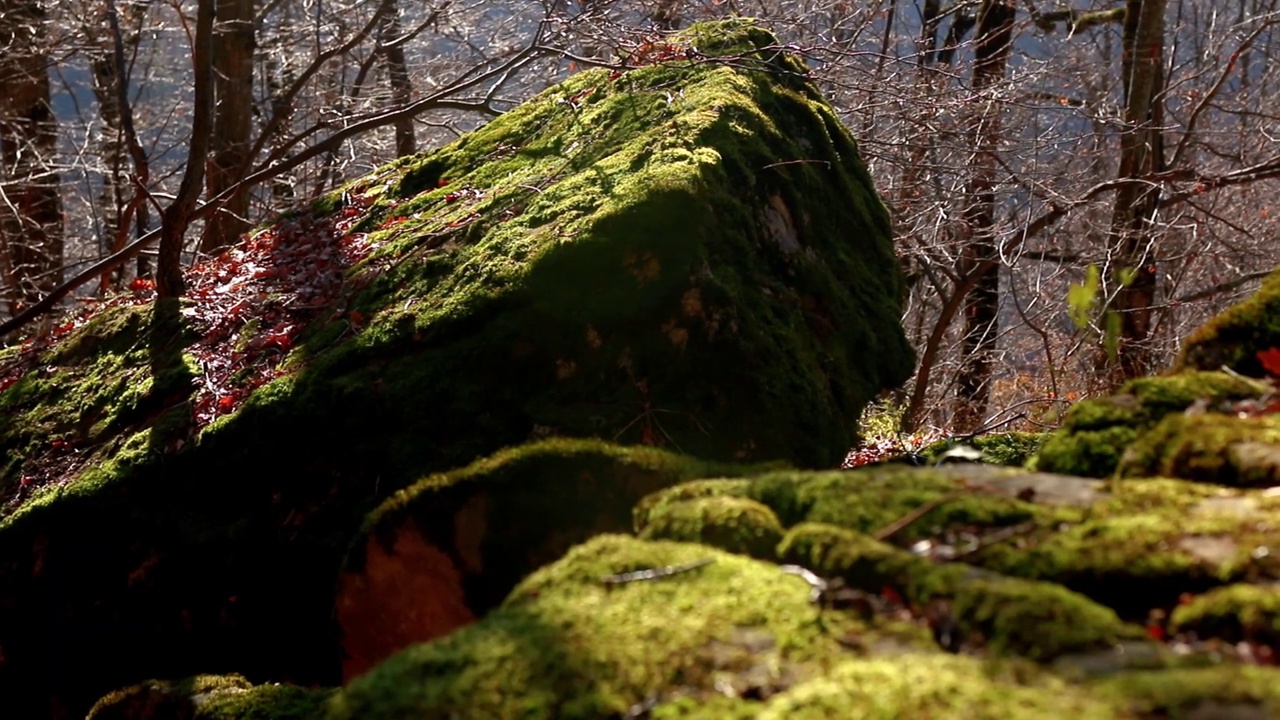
[953,0,1015,432]
[0,0,63,316]
[200,0,256,254]
[92,0,150,291]
[157,0,216,298]
[379,0,416,157]
[1101,0,1167,382]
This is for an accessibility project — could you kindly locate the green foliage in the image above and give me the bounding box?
[1067,264,1100,330]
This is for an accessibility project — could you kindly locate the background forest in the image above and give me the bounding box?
[1,0,1277,438]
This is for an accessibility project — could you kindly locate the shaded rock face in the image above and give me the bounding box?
[0,20,910,718]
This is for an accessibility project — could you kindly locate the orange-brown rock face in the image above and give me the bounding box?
[337,522,476,682]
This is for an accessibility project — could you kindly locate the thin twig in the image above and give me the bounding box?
[602,558,714,585]
[873,491,964,542]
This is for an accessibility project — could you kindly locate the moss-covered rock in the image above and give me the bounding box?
[1099,665,1280,718]
[644,463,1280,620]
[328,534,1127,719]
[1178,264,1280,376]
[1170,583,1280,645]
[1117,413,1280,486]
[636,494,784,559]
[336,438,759,680]
[776,523,1146,660]
[85,674,332,720]
[1033,371,1271,478]
[0,19,912,717]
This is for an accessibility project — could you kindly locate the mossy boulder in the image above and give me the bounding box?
[0,19,911,717]
[336,438,760,680]
[645,463,1280,620]
[1117,413,1280,486]
[1033,371,1271,478]
[1178,264,1280,376]
[776,522,1146,660]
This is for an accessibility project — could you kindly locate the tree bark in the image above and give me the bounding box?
[0,0,63,316]
[199,0,256,254]
[952,0,1015,432]
[157,0,216,298]
[1101,0,1167,382]
[93,0,152,291]
[379,0,416,157]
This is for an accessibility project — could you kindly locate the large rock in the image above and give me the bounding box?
[0,19,909,718]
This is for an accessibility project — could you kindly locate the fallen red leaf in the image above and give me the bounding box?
[1258,347,1280,378]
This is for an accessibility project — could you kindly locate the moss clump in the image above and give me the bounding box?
[1170,583,1280,645]
[1098,665,1280,717]
[632,478,753,531]
[330,535,909,719]
[350,438,757,580]
[922,432,1046,467]
[777,523,1145,660]
[1118,413,1280,486]
[745,655,1121,720]
[86,674,332,720]
[746,467,1057,544]
[637,495,784,559]
[1178,264,1280,376]
[1034,371,1270,478]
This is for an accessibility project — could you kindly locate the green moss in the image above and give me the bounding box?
[0,304,202,506]
[1034,371,1269,478]
[746,467,1055,543]
[1099,665,1280,717]
[750,655,1121,720]
[1118,413,1280,486]
[330,535,902,719]
[632,478,753,531]
[1170,583,1280,644]
[1178,264,1280,376]
[776,523,1145,660]
[86,674,333,720]
[348,438,762,612]
[923,432,1046,467]
[637,495,784,559]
